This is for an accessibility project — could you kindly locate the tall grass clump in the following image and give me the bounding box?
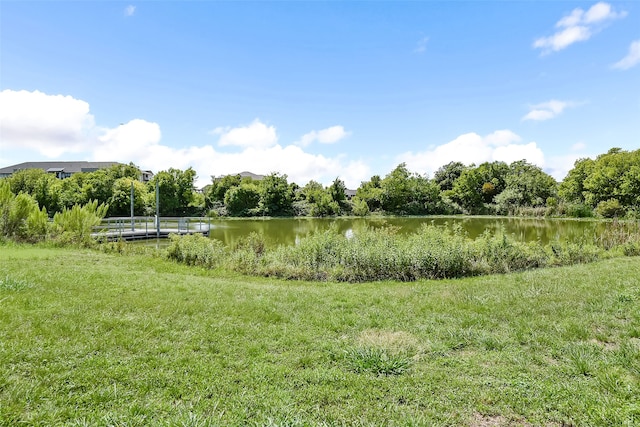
[224,232,269,275]
[52,200,108,246]
[242,225,477,282]
[401,224,473,280]
[0,180,49,242]
[471,229,549,274]
[165,233,227,269]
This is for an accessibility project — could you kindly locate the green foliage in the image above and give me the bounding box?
[300,180,340,217]
[558,158,595,204]
[562,203,595,218]
[225,232,268,274]
[595,198,625,218]
[52,200,109,245]
[224,182,261,216]
[149,168,197,216]
[505,160,557,207]
[471,230,549,274]
[206,174,242,207]
[328,177,349,213]
[379,163,443,215]
[8,168,61,213]
[433,161,466,191]
[356,175,383,212]
[351,196,370,216]
[109,177,148,216]
[449,162,508,214]
[165,233,226,268]
[0,180,49,242]
[258,173,293,216]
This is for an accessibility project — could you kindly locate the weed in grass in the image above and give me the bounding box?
[356,329,420,355]
[566,343,600,376]
[0,275,32,291]
[344,347,411,375]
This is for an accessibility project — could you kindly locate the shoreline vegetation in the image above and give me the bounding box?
[1,245,639,425]
[160,221,640,282]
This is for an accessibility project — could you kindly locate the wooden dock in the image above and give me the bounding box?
[92,217,211,242]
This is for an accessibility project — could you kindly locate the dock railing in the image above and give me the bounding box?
[93,216,212,241]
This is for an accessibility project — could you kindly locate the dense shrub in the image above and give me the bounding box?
[562,203,594,218]
[52,200,109,246]
[0,180,49,242]
[471,231,548,274]
[165,233,226,268]
[595,198,626,218]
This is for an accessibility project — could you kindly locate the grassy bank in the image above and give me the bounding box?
[1,245,639,426]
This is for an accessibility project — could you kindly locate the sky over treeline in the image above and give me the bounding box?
[1,1,638,188]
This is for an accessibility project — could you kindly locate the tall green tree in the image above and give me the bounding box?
[380,163,443,215]
[8,168,61,213]
[356,175,383,212]
[433,161,467,192]
[258,173,293,216]
[224,182,261,216]
[449,161,509,213]
[109,178,148,216]
[503,160,557,207]
[328,178,349,213]
[558,158,595,204]
[206,174,242,207]
[149,168,197,216]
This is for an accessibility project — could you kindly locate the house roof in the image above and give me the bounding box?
[0,161,121,175]
[238,171,266,180]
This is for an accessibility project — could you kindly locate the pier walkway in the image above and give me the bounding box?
[92,216,211,241]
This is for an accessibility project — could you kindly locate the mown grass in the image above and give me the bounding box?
[1,245,639,426]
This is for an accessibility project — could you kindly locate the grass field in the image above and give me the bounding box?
[1,245,639,426]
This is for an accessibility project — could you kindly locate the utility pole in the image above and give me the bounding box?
[156,181,160,238]
[130,181,135,231]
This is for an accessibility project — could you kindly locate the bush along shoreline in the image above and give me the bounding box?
[164,222,640,283]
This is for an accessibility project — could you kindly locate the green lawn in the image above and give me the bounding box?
[1,245,639,426]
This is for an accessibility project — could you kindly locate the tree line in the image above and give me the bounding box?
[2,148,640,220]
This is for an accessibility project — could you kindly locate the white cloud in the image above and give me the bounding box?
[0,89,95,157]
[0,90,371,189]
[414,36,429,54]
[397,130,545,177]
[212,119,278,149]
[296,125,350,147]
[522,100,577,121]
[533,2,626,54]
[124,5,136,17]
[612,40,640,70]
[571,142,587,151]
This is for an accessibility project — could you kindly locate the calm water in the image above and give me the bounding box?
[193,216,624,248]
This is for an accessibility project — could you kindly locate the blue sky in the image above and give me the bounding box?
[1,1,638,188]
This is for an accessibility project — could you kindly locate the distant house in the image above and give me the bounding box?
[238,171,266,181]
[0,161,154,182]
[140,170,154,183]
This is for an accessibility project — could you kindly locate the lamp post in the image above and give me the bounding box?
[156,181,160,238]
[130,181,135,231]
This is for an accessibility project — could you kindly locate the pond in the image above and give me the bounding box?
[177,216,627,248]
